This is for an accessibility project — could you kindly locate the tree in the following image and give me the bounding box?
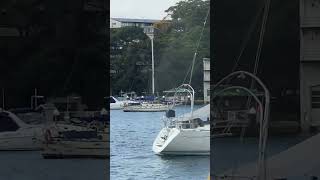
[155,0,210,96]
[110,0,210,98]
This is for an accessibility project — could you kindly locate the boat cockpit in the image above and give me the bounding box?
[0,111,20,132]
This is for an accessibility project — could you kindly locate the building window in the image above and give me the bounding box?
[207,89,210,97]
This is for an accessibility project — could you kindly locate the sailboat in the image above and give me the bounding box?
[123,26,171,112]
[152,84,210,155]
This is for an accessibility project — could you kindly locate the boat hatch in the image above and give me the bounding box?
[176,118,206,129]
[0,113,20,132]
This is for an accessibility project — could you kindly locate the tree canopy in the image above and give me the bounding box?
[0,0,106,109]
[110,0,210,97]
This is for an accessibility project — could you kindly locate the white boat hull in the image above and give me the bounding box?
[123,104,169,112]
[110,103,123,110]
[152,126,210,155]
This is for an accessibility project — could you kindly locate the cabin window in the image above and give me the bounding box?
[0,115,19,132]
[109,97,116,103]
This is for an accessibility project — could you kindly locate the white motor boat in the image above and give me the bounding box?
[0,108,100,151]
[110,96,124,110]
[0,109,43,150]
[110,96,139,110]
[152,84,210,155]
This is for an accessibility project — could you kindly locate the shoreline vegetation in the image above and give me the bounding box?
[110,0,210,98]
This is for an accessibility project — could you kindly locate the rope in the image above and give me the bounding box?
[253,0,271,77]
[188,6,210,85]
[231,5,265,73]
[246,0,271,108]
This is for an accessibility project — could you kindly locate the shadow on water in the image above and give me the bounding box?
[212,136,306,174]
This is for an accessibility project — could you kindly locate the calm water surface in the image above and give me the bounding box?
[110,105,209,180]
[0,151,107,180]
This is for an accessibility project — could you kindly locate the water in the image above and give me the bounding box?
[0,151,108,180]
[110,106,209,180]
[212,135,307,175]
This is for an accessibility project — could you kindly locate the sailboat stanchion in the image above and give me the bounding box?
[212,71,270,180]
[152,83,210,155]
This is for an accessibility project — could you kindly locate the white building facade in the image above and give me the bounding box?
[203,58,210,103]
[110,18,159,29]
[300,0,320,132]
[110,18,122,28]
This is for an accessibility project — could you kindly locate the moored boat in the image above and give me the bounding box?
[152,84,210,155]
[41,129,109,159]
[123,102,170,112]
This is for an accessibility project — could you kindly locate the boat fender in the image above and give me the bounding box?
[44,129,53,143]
[166,109,175,118]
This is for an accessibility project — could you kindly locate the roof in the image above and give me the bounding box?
[111,18,160,24]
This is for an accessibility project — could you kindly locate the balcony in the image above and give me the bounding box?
[301,49,320,61]
[203,72,210,82]
[301,29,320,61]
[301,0,320,27]
[203,58,210,71]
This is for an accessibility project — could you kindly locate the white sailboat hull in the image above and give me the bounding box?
[123,103,169,112]
[152,125,210,155]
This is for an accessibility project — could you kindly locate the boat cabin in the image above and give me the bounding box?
[0,111,27,132]
[176,118,209,129]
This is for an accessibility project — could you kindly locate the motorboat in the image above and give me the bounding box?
[0,95,107,151]
[152,84,210,155]
[0,109,44,150]
[110,96,140,110]
[0,108,100,151]
[110,96,124,110]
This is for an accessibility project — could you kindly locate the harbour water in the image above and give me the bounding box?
[212,135,307,175]
[110,105,209,180]
[0,151,108,180]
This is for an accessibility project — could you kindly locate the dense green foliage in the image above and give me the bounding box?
[110,0,210,97]
[0,0,106,109]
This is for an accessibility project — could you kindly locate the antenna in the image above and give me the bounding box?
[2,88,4,110]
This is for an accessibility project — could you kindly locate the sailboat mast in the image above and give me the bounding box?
[144,26,155,96]
[151,37,155,95]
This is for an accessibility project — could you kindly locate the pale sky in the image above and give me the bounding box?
[110,0,182,20]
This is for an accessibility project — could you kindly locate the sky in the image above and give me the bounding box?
[110,0,182,20]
